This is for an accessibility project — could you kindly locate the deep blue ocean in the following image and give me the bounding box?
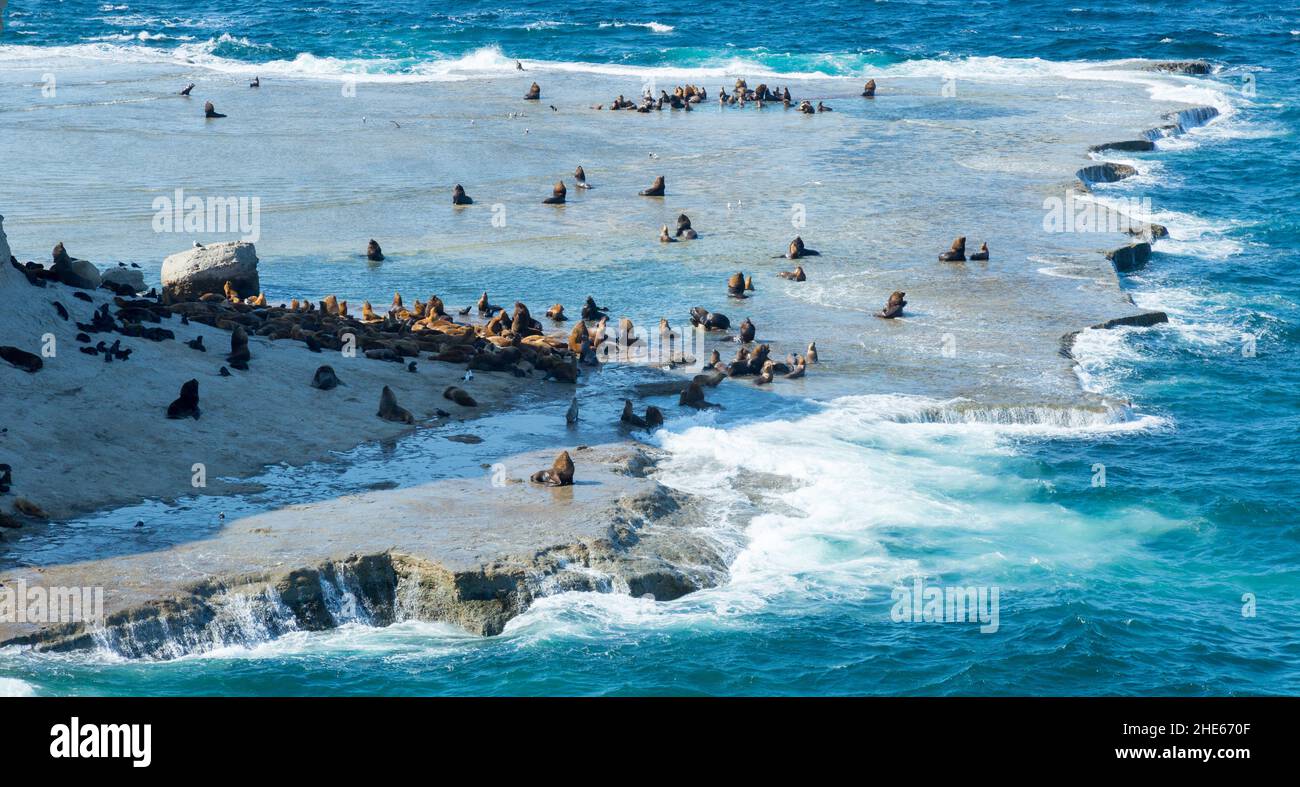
[1,0,1297,695]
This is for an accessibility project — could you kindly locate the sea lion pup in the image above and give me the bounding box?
[689,306,730,330]
[862,79,877,97]
[727,271,747,297]
[807,341,819,363]
[180,83,195,96]
[166,379,201,420]
[311,365,342,390]
[250,76,260,88]
[675,213,697,239]
[969,241,990,261]
[204,100,226,118]
[574,166,592,189]
[738,317,757,343]
[581,295,608,320]
[546,303,568,321]
[659,224,676,243]
[543,180,567,205]
[878,291,907,319]
[452,184,473,205]
[226,325,251,369]
[377,385,415,424]
[779,265,807,281]
[938,236,966,262]
[530,450,574,486]
[639,175,665,197]
[524,81,541,100]
[785,236,820,259]
[367,239,385,261]
[443,385,477,407]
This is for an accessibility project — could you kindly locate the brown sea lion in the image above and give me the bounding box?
[738,318,756,343]
[660,225,676,243]
[377,385,414,424]
[547,304,568,321]
[939,236,966,262]
[567,320,590,352]
[543,180,567,205]
[524,81,541,100]
[204,100,226,118]
[529,450,574,486]
[744,275,755,292]
[311,365,342,390]
[166,379,201,419]
[754,360,776,385]
[574,166,591,189]
[639,175,665,196]
[676,213,697,239]
[786,236,820,259]
[807,341,818,363]
[862,79,877,97]
[785,358,806,379]
[367,239,385,261]
[727,272,746,297]
[779,265,807,281]
[679,380,714,409]
[443,385,478,407]
[226,325,250,369]
[452,184,473,205]
[969,242,990,261]
[878,291,907,319]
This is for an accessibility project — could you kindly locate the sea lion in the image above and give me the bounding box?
[679,380,712,408]
[219,366,231,377]
[676,214,697,239]
[659,225,676,243]
[524,81,541,100]
[786,236,820,259]
[443,385,477,407]
[180,83,195,96]
[688,306,730,330]
[377,385,414,424]
[52,301,68,320]
[0,464,10,495]
[311,365,342,390]
[361,301,379,322]
[567,320,590,352]
[185,335,205,352]
[0,346,42,373]
[621,399,649,428]
[744,275,755,292]
[779,265,807,281]
[738,318,756,343]
[639,175,665,197]
[250,76,260,88]
[322,294,340,315]
[581,295,607,321]
[969,242,990,261]
[807,342,818,363]
[546,304,568,321]
[939,236,966,262]
[754,360,776,385]
[862,79,877,97]
[727,272,747,297]
[13,499,49,520]
[565,396,579,425]
[785,359,806,379]
[166,379,201,419]
[452,184,473,205]
[529,450,574,486]
[617,317,637,346]
[204,101,226,119]
[798,100,815,114]
[878,291,907,319]
[574,166,591,189]
[542,181,567,205]
[226,324,250,369]
[817,101,832,112]
[367,239,385,262]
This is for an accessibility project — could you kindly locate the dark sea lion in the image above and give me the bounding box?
[565,396,579,425]
[0,346,42,373]
[621,399,649,428]
[969,242,990,261]
[52,301,68,320]
[543,181,567,205]
[367,239,385,261]
[738,318,757,343]
[219,366,231,377]
[166,379,201,420]
[547,303,568,321]
[226,324,250,369]
[524,81,541,100]
[676,213,697,239]
[443,385,478,407]
[377,385,414,424]
[694,369,725,388]
[581,295,607,321]
[574,166,591,189]
[939,236,966,262]
[185,335,205,352]
[180,83,195,96]
[645,405,664,428]
[311,365,342,390]
[778,265,807,281]
[639,175,665,196]
[73,291,92,302]
[679,380,714,409]
[452,184,474,205]
[798,100,815,114]
[250,76,260,88]
[689,306,730,330]
[878,291,907,319]
[530,450,574,486]
[785,236,820,259]
[0,464,10,495]
[204,101,226,118]
[817,101,832,112]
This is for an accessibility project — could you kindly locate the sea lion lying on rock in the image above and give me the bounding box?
[543,181,567,205]
[0,346,43,373]
[779,265,806,281]
[377,385,414,424]
[367,239,384,262]
[166,379,201,420]
[878,291,907,319]
[689,306,730,330]
[530,450,574,486]
[969,242,990,261]
[639,175,665,196]
[938,236,966,262]
[311,365,342,390]
[443,385,477,407]
[452,184,473,205]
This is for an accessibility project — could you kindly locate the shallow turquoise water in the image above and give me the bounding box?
[1,0,1297,695]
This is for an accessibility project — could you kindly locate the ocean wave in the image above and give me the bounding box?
[597,21,675,33]
[0,677,37,697]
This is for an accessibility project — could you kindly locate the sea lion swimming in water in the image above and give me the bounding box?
[226,325,250,369]
[689,306,730,331]
[621,399,651,428]
[565,396,579,425]
[311,365,342,390]
[546,303,568,321]
[785,357,806,379]
[524,81,541,100]
[180,83,195,96]
[738,318,757,343]
[377,385,414,424]
[807,342,819,363]
[779,265,807,281]
[543,181,567,205]
[639,175,665,197]
[862,79,877,98]
[785,236,820,259]
[878,291,907,319]
[939,236,966,262]
[204,101,226,119]
[727,272,747,297]
[969,241,990,261]
[530,450,574,486]
[675,214,697,239]
[443,385,477,407]
[574,166,591,189]
[659,225,676,243]
[367,239,384,261]
[744,275,755,292]
[452,184,473,205]
[166,379,201,420]
[581,295,608,321]
[678,380,715,409]
[250,76,260,88]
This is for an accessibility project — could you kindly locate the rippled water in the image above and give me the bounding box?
[1,0,1297,695]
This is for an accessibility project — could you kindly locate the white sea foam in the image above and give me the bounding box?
[0,677,37,696]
